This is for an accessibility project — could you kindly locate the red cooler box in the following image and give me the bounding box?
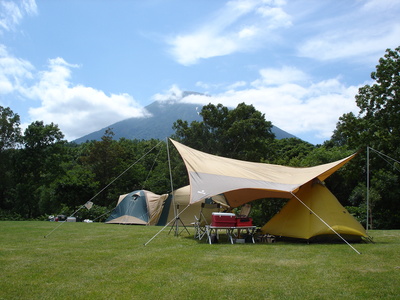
[236,217,253,227]
[211,212,236,227]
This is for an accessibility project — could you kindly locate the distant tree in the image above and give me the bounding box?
[0,107,22,210]
[0,106,21,152]
[79,128,125,206]
[266,138,315,166]
[12,121,66,218]
[23,121,65,149]
[330,46,400,229]
[173,102,275,162]
[332,46,400,152]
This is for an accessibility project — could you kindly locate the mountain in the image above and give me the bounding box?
[73,94,297,143]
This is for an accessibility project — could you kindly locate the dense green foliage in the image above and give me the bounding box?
[173,102,275,162]
[330,46,400,229]
[0,123,186,221]
[0,47,399,229]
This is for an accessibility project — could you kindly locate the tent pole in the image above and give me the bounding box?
[166,137,179,236]
[366,146,370,232]
[290,192,362,255]
[144,204,191,246]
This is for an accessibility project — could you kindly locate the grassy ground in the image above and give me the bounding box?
[0,221,399,300]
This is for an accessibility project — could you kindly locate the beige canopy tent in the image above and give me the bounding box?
[170,139,357,206]
[170,139,367,249]
[169,185,228,226]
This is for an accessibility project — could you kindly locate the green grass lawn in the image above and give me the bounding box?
[0,221,399,300]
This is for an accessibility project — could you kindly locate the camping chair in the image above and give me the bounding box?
[193,203,221,240]
[237,203,251,218]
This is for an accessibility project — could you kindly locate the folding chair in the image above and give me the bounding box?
[193,203,220,240]
[237,203,251,218]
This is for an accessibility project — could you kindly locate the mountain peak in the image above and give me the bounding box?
[73,95,296,143]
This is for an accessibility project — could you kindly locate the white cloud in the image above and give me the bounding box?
[169,33,239,66]
[0,0,37,33]
[256,5,291,29]
[0,44,34,95]
[152,85,183,102]
[298,25,400,63]
[174,66,359,144]
[168,0,292,65]
[297,0,400,63]
[252,66,309,86]
[227,81,247,90]
[238,26,258,38]
[23,58,149,141]
[361,0,400,12]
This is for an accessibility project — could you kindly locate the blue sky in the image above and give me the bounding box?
[1,0,399,144]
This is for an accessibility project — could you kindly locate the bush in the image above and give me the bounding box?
[0,209,24,221]
[73,204,111,222]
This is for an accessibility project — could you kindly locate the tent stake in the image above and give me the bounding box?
[291,192,362,255]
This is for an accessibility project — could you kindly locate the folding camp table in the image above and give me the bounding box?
[205,225,257,244]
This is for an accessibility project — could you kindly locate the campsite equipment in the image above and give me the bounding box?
[169,139,357,206]
[236,217,253,227]
[105,190,169,225]
[169,139,368,251]
[106,185,227,226]
[193,203,221,240]
[211,212,236,227]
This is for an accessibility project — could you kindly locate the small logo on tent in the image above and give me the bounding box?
[197,190,206,195]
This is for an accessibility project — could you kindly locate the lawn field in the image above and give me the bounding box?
[0,221,399,299]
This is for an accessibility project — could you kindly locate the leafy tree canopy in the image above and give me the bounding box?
[332,46,400,153]
[173,102,275,162]
[23,121,65,149]
[0,106,21,152]
[330,46,400,229]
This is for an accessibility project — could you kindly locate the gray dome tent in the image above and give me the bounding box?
[105,190,170,225]
[106,186,227,226]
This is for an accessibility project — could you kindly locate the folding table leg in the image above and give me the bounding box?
[206,226,212,244]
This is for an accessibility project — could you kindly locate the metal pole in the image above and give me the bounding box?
[166,138,178,235]
[366,146,369,231]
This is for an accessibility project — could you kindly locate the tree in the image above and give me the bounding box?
[13,121,66,218]
[266,138,315,166]
[0,106,21,152]
[332,46,400,152]
[0,107,22,210]
[23,121,65,149]
[79,128,127,206]
[330,46,400,229]
[173,103,275,162]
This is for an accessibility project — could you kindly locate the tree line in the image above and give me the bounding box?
[0,46,399,228]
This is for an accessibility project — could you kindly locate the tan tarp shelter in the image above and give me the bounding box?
[170,185,228,225]
[170,139,357,206]
[261,180,367,240]
[170,139,367,242]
